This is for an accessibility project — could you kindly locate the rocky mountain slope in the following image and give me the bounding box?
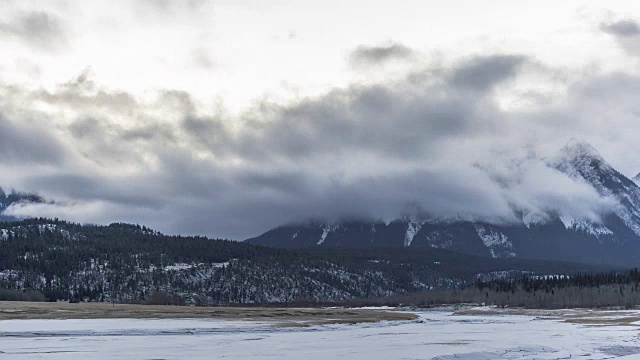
[247,142,640,266]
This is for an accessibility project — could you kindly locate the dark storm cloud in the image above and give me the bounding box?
[600,19,640,57]
[236,170,310,195]
[448,55,528,91]
[186,55,523,162]
[349,42,414,66]
[601,19,640,37]
[0,114,66,165]
[0,11,69,51]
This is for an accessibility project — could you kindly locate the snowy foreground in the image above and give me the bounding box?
[2,307,640,359]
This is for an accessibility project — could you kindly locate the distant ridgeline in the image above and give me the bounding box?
[0,187,45,221]
[0,218,605,305]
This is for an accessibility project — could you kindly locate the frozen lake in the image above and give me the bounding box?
[2,307,640,359]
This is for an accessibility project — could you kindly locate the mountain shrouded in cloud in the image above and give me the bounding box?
[248,142,640,266]
[2,1,640,238]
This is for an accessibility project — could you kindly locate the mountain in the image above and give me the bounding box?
[0,218,599,304]
[0,187,44,221]
[247,142,640,266]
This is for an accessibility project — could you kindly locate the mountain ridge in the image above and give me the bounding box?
[247,142,640,266]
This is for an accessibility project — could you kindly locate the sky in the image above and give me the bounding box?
[3,0,640,239]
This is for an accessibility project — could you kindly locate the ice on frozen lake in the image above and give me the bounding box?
[2,308,640,359]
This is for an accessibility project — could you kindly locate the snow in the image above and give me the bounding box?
[557,140,604,163]
[424,230,453,249]
[163,262,227,272]
[317,224,338,245]
[613,179,640,237]
[163,263,193,271]
[404,218,424,247]
[475,270,531,282]
[474,225,515,258]
[2,308,640,359]
[559,215,614,239]
[551,140,640,238]
[0,229,12,240]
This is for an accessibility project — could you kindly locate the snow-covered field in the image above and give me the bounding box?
[2,308,640,359]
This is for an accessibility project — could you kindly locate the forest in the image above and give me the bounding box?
[0,218,625,307]
[334,269,640,309]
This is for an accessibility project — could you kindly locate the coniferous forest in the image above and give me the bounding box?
[0,218,633,307]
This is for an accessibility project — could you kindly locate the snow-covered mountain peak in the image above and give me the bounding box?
[549,141,617,189]
[633,172,640,185]
[558,140,604,163]
[547,142,640,239]
[553,140,611,173]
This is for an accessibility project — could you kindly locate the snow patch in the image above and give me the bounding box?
[0,229,12,240]
[164,263,194,271]
[474,225,515,258]
[559,215,614,239]
[164,262,227,272]
[424,230,453,249]
[404,218,425,247]
[317,224,338,245]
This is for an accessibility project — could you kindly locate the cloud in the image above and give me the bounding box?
[349,42,414,66]
[145,0,206,10]
[448,55,528,91]
[191,48,215,69]
[21,173,165,208]
[482,158,619,225]
[0,113,67,165]
[600,19,640,57]
[0,11,69,51]
[601,19,640,37]
[182,55,525,164]
[1,50,640,239]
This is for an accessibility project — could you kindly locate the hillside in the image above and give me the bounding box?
[0,218,603,305]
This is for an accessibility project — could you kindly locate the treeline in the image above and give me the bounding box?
[334,269,640,309]
[476,269,640,293]
[0,289,45,302]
